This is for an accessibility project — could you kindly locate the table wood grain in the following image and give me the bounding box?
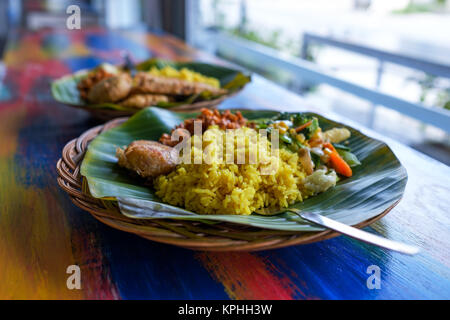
[0,27,448,300]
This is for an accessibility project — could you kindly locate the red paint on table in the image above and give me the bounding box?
[197,252,307,300]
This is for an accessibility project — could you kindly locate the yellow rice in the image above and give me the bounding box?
[148,66,221,88]
[154,126,306,215]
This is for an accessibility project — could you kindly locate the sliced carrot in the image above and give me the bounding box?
[323,143,352,177]
[329,152,353,177]
[323,142,336,152]
[295,120,313,133]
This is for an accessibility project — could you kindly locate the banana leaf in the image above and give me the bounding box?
[80,107,407,231]
[51,58,251,112]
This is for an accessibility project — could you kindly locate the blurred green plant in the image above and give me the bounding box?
[437,90,450,110]
[210,0,318,93]
[212,0,226,30]
[229,27,283,50]
[392,0,447,14]
[413,74,450,110]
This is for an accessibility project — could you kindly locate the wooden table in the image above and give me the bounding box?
[0,28,449,300]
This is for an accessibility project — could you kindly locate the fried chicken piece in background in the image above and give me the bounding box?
[88,73,133,103]
[119,93,170,109]
[77,67,114,100]
[132,72,227,96]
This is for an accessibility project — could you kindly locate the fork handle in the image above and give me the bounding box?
[288,209,419,255]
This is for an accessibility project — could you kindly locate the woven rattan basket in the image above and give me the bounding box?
[56,118,395,251]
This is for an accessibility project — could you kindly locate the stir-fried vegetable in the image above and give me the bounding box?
[332,143,351,151]
[323,128,351,143]
[280,133,293,144]
[323,143,353,177]
[291,114,319,139]
[253,112,360,178]
[295,120,313,133]
[338,150,361,167]
[298,148,314,175]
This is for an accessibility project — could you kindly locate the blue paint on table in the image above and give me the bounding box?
[63,55,119,72]
[86,31,151,61]
[99,227,229,300]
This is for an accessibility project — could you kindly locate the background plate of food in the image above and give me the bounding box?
[51,58,251,120]
[56,107,407,251]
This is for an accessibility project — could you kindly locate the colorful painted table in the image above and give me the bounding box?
[0,28,449,300]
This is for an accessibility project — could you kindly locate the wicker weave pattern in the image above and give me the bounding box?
[56,118,395,251]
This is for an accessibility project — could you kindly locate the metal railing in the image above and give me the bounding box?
[301,32,450,79]
[210,32,450,133]
[301,32,450,128]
